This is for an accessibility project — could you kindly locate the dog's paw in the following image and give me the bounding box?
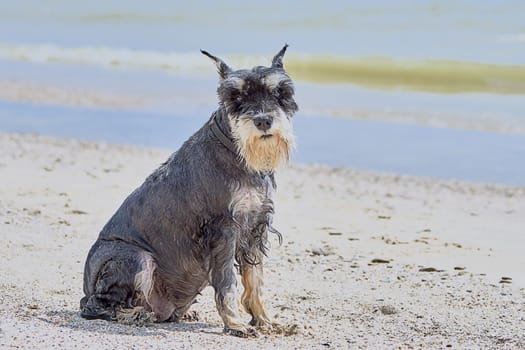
[249,316,282,329]
[224,326,258,338]
[181,310,200,322]
[116,306,156,326]
[252,320,299,336]
[249,316,272,327]
[80,303,115,321]
[249,316,277,334]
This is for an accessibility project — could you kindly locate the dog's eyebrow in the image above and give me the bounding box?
[263,73,288,90]
[224,76,245,90]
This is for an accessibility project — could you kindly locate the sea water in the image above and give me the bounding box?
[0,1,524,185]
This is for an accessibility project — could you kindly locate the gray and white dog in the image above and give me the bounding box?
[80,45,298,337]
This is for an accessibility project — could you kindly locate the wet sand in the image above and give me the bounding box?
[1,132,524,349]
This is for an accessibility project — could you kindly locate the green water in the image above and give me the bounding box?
[286,56,525,94]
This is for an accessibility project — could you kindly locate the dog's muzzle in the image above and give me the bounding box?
[253,115,273,132]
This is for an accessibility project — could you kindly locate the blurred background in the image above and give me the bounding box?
[0,0,524,184]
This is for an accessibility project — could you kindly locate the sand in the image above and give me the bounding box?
[1,132,524,349]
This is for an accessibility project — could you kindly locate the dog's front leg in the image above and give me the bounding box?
[240,261,273,328]
[210,233,256,337]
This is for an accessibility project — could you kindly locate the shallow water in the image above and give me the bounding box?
[2,1,524,63]
[0,1,524,184]
[1,0,525,94]
[1,101,524,186]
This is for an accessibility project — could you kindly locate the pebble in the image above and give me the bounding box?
[419,267,444,272]
[499,277,512,284]
[380,305,398,315]
[311,247,333,256]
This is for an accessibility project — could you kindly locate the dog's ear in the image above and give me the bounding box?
[271,44,288,69]
[200,50,232,79]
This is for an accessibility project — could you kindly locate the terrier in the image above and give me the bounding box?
[80,45,298,337]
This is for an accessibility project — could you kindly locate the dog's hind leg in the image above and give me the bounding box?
[134,253,177,322]
[81,240,141,321]
[80,240,155,323]
[240,262,273,327]
[81,240,176,324]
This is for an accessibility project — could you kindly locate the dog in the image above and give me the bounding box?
[79,45,298,337]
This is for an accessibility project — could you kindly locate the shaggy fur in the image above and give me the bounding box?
[80,45,298,337]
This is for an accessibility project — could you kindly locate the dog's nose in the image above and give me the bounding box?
[253,116,272,132]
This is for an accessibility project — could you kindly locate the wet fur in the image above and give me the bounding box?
[80,45,297,337]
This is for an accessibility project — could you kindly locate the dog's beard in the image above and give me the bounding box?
[243,130,291,172]
[230,111,295,172]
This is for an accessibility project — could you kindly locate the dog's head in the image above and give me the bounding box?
[202,45,298,173]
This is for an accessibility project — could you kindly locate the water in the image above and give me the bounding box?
[1,101,524,186]
[0,1,524,185]
[1,1,524,62]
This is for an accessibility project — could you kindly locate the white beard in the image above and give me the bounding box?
[229,109,295,172]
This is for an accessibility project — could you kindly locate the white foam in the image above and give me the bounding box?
[0,42,270,75]
[498,33,525,43]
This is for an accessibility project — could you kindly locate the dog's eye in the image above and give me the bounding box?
[274,86,292,100]
[228,89,243,102]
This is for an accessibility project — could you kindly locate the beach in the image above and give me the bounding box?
[1,1,525,348]
[1,132,524,349]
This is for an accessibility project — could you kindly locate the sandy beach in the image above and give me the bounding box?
[1,132,524,349]
[2,2,525,349]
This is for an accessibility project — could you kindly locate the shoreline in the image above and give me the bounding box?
[1,132,524,349]
[1,61,525,137]
[2,101,525,186]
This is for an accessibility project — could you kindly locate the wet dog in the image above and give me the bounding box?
[80,45,298,337]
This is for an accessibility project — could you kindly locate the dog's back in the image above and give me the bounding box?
[82,117,240,318]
